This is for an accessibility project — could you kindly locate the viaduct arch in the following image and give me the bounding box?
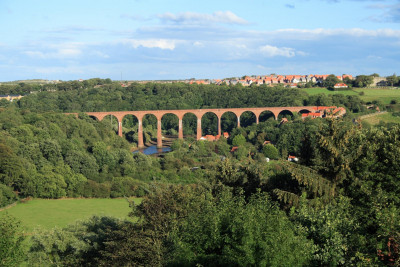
[66,106,336,148]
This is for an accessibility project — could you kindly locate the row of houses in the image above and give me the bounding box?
[0,95,23,101]
[186,74,353,87]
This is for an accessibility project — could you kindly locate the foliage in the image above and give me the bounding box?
[262,144,280,159]
[232,134,246,146]
[28,216,131,266]
[323,74,341,89]
[353,75,374,88]
[0,214,25,266]
[168,190,314,266]
[0,184,18,208]
[386,74,399,87]
[291,195,360,266]
[132,184,314,266]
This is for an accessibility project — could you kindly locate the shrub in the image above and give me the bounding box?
[262,144,280,160]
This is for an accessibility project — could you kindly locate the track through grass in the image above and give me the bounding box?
[361,112,400,125]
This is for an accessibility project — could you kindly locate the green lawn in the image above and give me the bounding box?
[303,87,400,105]
[0,198,141,233]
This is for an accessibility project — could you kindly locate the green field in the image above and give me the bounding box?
[303,87,359,96]
[303,87,400,105]
[361,112,400,125]
[0,198,141,233]
[353,88,400,104]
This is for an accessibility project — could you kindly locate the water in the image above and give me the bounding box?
[133,145,172,155]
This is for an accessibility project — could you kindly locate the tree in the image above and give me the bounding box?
[322,75,341,90]
[0,184,18,208]
[354,75,374,88]
[232,134,246,146]
[273,119,362,206]
[291,195,360,266]
[262,144,279,159]
[0,214,25,266]
[0,143,25,189]
[166,190,314,266]
[28,216,128,266]
[386,74,398,87]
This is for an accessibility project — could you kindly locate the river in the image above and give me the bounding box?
[133,145,172,155]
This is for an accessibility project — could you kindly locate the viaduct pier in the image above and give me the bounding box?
[66,106,342,148]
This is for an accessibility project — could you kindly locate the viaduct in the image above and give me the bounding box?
[67,106,332,148]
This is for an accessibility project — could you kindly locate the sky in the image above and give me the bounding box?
[0,0,400,81]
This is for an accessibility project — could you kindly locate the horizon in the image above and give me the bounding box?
[1,0,399,81]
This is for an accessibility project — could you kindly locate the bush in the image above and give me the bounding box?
[392,112,400,117]
[0,184,18,208]
[262,144,280,160]
[232,134,246,146]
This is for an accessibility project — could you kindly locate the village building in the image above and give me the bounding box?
[334,83,348,89]
[0,95,23,101]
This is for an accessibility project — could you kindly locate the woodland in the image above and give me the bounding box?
[1,79,399,266]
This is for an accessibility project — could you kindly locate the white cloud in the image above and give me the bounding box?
[124,39,178,50]
[23,43,83,59]
[193,41,204,47]
[259,45,297,57]
[91,51,110,58]
[275,28,400,38]
[158,11,248,25]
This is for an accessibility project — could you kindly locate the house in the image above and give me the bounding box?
[200,134,224,141]
[372,77,388,87]
[334,83,348,89]
[342,74,353,80]
[223,132,230,138]
[280,117,288,124]
[205,135,217,141]
[0,95,23,101]
[288,155,299,162]
[263,140,271,146]
[302,112,323,119]
[231,146,239,153]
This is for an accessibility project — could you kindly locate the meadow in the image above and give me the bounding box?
[0,198,141,233]
[303,87,400,105]
[303,87,359,96]
[361,112,400,125]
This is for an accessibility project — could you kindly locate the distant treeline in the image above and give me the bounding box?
[0,79,366,113]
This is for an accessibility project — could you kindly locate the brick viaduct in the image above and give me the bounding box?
[67,106,327,148]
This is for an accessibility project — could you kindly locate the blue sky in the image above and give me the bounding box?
[1,0,400,81]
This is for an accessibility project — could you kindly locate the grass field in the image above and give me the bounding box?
[0,198,141,233]
[353,88,400,105]
[303,87,359,96]
[361,112,400,125]
[303,87,400,105]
